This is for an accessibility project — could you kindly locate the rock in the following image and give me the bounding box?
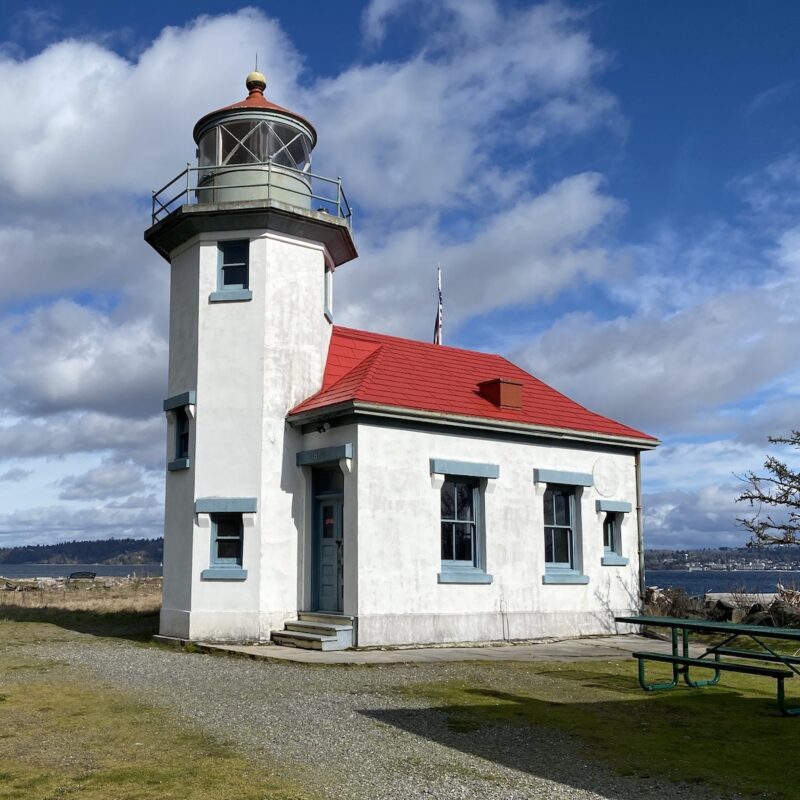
[708,599,735,621]
[743,611,773,626]
[769,600,799,627]
[731,608,746,624]
[747,602,765,615]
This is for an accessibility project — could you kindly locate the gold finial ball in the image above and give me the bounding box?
[246,71,267,92]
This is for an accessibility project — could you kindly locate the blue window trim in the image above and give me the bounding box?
[438,567,493,584]
[430,459,499,479]
[163,391,196,412]
[542,571,590,585]
[296,443,353,467]
[168,458,190,471]
[601,554,629,567]
[534,468,592,487]
[195,497,257,513]
[209,289,252,303]
[596,500,632,513]
[201,567,248,581]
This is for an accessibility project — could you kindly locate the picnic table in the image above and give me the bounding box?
[614,614,800,716]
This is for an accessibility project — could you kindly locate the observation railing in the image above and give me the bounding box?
[151,160,352,229]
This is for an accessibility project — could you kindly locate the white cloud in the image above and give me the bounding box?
[0,300,167,419]
[0,413,163,464]
[0,497,163,545]
[0,9,304,199]
[56,461,149,501]
[338,172,623,336]
[313,1,618,216]
[0,468,32,482]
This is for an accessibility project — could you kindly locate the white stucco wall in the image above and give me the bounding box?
[160,227,333,642]
[353,422,641,646]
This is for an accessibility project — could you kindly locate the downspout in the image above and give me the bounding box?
[636,450,645,609]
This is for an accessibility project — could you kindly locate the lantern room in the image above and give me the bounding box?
[191,71,317,207]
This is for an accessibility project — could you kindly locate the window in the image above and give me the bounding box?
[210,240,252,302]
[436,475,492,584]
[543,485,575,569]
[200,512,248,581]
[324,266,333,321]
[441,476,478,566]
[175,407,189,461]
[603,512,617,554]
[163,391,194,472]
[596,500,631,566]
[211,513,243,566]
[542,484,589,584]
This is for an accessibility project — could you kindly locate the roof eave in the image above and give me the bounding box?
[287,400,660,450]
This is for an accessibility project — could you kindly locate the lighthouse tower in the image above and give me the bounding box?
[145,73,357,641]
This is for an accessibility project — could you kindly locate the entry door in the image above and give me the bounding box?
[317,498,343,613]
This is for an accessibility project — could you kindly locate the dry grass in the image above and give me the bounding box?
[0,580,162,641]
[0,578,161,613]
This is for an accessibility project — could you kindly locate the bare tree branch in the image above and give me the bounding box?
[736,431,800,546]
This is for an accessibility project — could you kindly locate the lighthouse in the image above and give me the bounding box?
[146,72,655,651]
[146,73,357,642]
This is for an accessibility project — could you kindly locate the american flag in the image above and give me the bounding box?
[433,265,443,345]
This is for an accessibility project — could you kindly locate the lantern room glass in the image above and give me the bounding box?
[198,119,312,172]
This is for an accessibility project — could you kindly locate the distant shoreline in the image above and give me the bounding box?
[0,563,163,579]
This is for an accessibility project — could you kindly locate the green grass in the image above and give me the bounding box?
[400,659,800,799]
[0,619,316,800]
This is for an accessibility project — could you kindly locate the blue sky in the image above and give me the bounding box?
[0,0,799,549]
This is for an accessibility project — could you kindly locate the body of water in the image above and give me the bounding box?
[0,563,162,579]
[646,569,800,595]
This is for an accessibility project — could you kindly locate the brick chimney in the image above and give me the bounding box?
[477,378,523,409]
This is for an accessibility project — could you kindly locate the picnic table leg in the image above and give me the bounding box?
[637,627,680,691]
[681,626,721,688]
[777,678,800,716]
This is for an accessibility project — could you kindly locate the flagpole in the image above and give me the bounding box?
[433,265,443,345]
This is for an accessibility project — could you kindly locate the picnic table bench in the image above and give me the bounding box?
[615,614,800,716]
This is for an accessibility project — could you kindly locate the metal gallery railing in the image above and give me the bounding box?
[151,159,353,229]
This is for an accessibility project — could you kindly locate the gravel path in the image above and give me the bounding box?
[30,636,738,800]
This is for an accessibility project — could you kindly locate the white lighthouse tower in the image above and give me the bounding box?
[146,73,356,642]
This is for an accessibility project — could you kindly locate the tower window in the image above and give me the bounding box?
[175,407,190,461]
[324,266,333,321]
[210,240,252,302]
[211,513,244,566]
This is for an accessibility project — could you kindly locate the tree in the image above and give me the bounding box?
[737,431,800,545]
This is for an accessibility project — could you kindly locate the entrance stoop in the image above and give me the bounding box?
[270,612,354,651]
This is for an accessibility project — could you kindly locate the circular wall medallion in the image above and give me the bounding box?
[593,457,619,498]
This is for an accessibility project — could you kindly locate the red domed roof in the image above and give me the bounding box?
[193,74,317,145]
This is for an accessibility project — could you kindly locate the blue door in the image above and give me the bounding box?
[316,497,343,613]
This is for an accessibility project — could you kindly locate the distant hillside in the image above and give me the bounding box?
[0,537,163,565]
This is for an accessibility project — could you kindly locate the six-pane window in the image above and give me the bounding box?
[440,477,478,565]
[211,513,244,566]
[175,407,190,460]
[219,241,249,290]
[543,485,575,569]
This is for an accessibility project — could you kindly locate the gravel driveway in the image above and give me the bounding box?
[30,636,737,800]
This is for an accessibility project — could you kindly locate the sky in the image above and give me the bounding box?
[0,0,798,550]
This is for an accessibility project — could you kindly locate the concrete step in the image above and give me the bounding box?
[298,612,355,626]
[272,612,355,650]
[286,620,352,637]
[270,630,341,651]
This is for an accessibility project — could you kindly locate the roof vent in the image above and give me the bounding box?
[477,378,523,409]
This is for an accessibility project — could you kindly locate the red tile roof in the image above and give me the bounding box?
[289,327,657,445]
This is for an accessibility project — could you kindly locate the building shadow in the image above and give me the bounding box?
[358,686,784,799]
[0,602,159,642]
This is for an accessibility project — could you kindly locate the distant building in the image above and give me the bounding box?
[145,73,659,649]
